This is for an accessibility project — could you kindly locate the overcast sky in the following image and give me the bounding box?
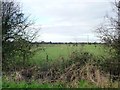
[19,0,113,42]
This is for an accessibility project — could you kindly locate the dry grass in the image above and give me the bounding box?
[3,61,119,88]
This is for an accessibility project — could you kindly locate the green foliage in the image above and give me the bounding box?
[99,55,120,81]
[2,38,32,71]
[78,80,97,88]
[2,1,34,71]
[2,77,97,88]
[0,77,1,89]
[2,80,64,88]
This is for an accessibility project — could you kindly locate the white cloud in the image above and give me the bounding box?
[19,0,113,42]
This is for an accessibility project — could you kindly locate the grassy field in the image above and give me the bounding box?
[30,44,110,65]
[3,79,97,88]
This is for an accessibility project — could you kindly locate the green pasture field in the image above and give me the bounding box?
[30,44,111,65]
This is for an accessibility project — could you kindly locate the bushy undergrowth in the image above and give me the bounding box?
[2,46,119,88]
[98,55,120,82]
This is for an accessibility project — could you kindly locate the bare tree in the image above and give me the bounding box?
[96,1,120,83]
[96,1,120,56]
